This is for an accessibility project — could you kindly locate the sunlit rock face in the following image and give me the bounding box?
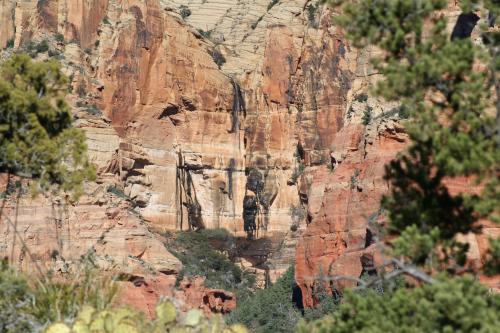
[0,0,357,279]
[2,0,497,312]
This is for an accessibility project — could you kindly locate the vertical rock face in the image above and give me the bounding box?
[0,0,360,289]
[295,121,409,307]
[2,0,496,312]
[293,0,500,306]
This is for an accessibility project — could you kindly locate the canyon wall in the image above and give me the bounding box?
[0,0,360,280]
[0,0,497,312]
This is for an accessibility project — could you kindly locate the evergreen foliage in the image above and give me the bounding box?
[0,260,41,332]
[166,229,255,300]
[0,54,95,199]
[0,256,117,332]
[297,276,500,333]
[329,0,500,270]
[296,0,500,331]
[227,266,301,333]
[179,5,192,19]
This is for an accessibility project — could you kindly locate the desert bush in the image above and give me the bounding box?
[46,301,248,333]
[210,49,226,68]
[180,5,192,19]
[297,276,500,333]
[362,106,373,125]
[227,266,301,333]
[0,260,41,333]
[6,38,14,49]
[31,254,118,324]
[0,254,117,331]
[166,230,255,300]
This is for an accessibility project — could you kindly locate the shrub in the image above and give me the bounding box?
[307,4,319,28]
[24,39,50,57]
[290,162,305,184]
[349,169,360,189]
[0,260,41,333]
[107,185,129,199]
[289,204,306,223]
[197,29,212,39]
[46,301,248,333]
[303,280,339,322]
[54,34,64,43]
[84,104,103,117]
[354,92,368,103]
[297,276,500,333]
[76,80,87,98]
[6,38,14,49]
[210,49,226,68]
[0,254,117,331]
[362,106,373,125]
[180,5,192,19]
[227,266,301,333]
[36,40,49,54]
[166,230,255,300]
[31,255,118,324]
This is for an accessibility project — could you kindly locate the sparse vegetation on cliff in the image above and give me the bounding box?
[227,266,301,333]
[361,106,372,125]
[166,229,255,300]
[210,48,226,68]
[179,5,192,19]
[6,38,14,49]
[306,3,319,28]
[197,29,212,39]
[290,162,305,184]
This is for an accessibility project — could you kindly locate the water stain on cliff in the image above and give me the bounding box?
[229,78,245,133]
[176,151,204,231]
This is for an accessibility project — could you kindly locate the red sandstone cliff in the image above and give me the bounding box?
[0,0,498,313]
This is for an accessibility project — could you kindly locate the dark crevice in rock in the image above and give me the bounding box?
[158,104,180,119]
[229,78,245,133]
[292,284,304,311]
[451,12,480,40]
[176,151,204,231]
[364,228,375,248]
[181,96,197,111]
[227,158,236,200]
[359,253,377,277]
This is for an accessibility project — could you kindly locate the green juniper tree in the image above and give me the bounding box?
[0,54,95,199]
[228,266,301,333]
[298,0,500,331]
[297,276,500,333]
[327,0,500,272]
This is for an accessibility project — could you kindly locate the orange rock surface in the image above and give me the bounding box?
[0,0,498,314]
